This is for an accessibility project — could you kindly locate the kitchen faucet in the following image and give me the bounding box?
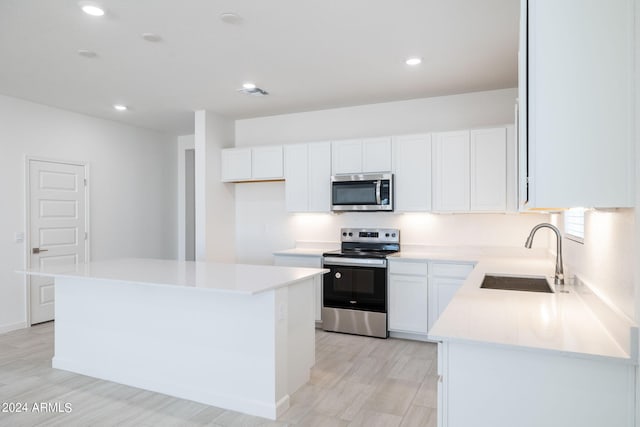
[524,223,564,285]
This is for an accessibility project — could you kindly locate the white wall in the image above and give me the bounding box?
[0,94,177,333]
[236,88,519,146]
[233,89,550,264]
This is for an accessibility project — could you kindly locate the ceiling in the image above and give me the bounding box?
[0,0,519,135]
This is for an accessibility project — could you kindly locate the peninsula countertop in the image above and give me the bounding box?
[427,256,638,363]
[22,258,328,295]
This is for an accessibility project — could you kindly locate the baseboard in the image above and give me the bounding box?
[389,330,435,342]
[0,321,28,335]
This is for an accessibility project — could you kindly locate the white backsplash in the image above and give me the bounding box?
[235,181,550,264]
[553,209,636,321]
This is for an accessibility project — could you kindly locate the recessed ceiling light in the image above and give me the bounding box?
[141,33,162,42]
[79,2,105,16]
[405,57,422,66]
[113,104,128,111]
[242,82,256,90]
[77,49,97,58]
[220,13,243,25]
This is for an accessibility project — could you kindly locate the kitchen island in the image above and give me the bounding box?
[23,258,327,420]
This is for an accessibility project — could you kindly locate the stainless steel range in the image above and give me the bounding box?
[322,228,400,338]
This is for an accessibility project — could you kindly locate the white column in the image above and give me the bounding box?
[194,111,236,262]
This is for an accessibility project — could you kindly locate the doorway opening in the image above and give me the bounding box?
[185,149,195,261]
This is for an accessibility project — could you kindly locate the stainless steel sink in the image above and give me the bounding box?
[480,275,553,293]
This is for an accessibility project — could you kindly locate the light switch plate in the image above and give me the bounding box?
[15,232,25,243]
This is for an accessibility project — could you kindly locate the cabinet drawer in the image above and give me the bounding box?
[388,260,428,276]
[430,262,474,278]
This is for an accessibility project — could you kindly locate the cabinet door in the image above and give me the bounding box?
[252,146,283,179]
[393,134,432,211]
[433,131,470,212]
[525,0,634,208]
[470,128,507,211]
[429,278,465,331]
[389,274,429,334]
[274,255,323,323]
[332,139,362,174]
[284,144,309,212]
[221,148,252,182]
[362,137,392,173]
[308,141,331,212]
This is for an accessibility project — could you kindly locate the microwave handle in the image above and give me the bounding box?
[376,180,381,204]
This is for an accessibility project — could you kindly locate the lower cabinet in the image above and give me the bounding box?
[388,260,429,336]
[389,259,475,339]
[428,261,475,331]
[273,254,323,325]
[437,340,636,427]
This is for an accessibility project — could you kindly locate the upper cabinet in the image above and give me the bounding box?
[470,128,507,212]
[221,146,283,182]
[433,127,515,213]
[393,134,432,212]
[332,137,392,175]
[284,141,331,212]
[433,131,470,212]
[520,0,635,208]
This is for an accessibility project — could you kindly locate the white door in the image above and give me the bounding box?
[29,159,87,324]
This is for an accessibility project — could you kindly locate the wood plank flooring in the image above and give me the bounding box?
[0,322,437,426]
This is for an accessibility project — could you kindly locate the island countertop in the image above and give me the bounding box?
[23,258,328,295]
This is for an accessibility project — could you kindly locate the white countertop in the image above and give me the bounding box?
[273,248,328,257]
[428,257,637,363]
[23,258,327,295]
[275,244,637,363]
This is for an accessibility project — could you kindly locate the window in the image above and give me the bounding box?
[564,208,585,243]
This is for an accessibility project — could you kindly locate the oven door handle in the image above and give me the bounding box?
[323,257,387,268]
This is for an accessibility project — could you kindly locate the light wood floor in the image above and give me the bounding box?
[0,322,437,426]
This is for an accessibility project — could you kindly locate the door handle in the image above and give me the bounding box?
[32,248,48,254]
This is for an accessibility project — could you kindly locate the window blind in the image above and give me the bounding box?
[564,208,585,243]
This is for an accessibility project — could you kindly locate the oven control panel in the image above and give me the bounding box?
[340,228,399,244]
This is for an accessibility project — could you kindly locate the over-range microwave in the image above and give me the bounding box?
[331,173,393,212]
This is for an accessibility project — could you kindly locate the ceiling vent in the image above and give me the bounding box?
[237,86,269,96]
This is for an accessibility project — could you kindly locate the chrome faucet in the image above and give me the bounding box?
[524,223,564,285]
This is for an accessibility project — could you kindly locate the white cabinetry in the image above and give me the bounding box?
[520,0,635,208]
[470,128,507,211]
[273,254,323,324]
[434,128,512,212]
[433,131,470,212]
[392,134,432,211]
[428,261,474,331]
[332,137,391,175]
[437,341,635,427]
[388,260,429,336]
[221,148,252,182]
[221,146,283,182]
[284,142,331,212]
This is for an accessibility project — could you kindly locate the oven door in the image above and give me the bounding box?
[322,257,387,313]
